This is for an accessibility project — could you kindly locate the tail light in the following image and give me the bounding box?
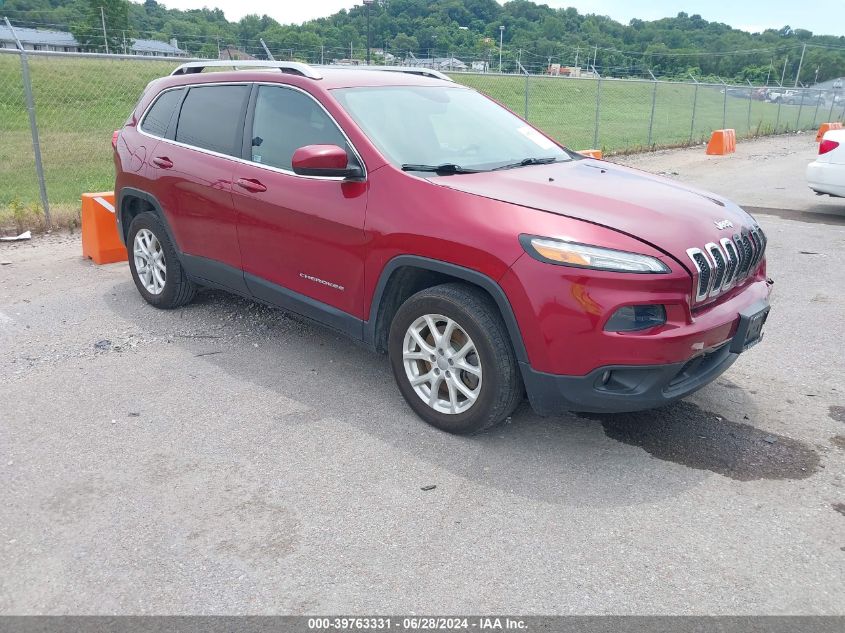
[819,139,839,155]
[112,130,120,149]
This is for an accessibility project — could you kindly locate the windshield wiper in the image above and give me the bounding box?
[491,156,564,171]
[401,163,481,175]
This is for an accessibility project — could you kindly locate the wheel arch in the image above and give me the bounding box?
[365,256,528,363]
[116,187,179,252]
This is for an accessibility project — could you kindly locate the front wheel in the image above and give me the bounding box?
[388,283,523,434]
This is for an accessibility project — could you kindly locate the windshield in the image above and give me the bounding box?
[332,85,571,173]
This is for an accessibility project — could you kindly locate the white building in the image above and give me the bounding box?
[0,25,80,52]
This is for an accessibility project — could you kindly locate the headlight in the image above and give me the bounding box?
[520,235,670,273]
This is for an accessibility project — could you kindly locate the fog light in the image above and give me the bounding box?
[604,304,666,332]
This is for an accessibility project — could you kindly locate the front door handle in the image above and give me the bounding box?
[236,177,267,193]
[152,156,173,169]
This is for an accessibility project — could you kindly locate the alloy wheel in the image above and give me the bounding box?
[133,228,166,295]
[402,313,482,414]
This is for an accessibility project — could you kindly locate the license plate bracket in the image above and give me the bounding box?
[730,302,770,353]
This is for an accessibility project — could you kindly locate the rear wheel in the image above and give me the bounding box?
[388,283,522,434]
[127,212,196,309]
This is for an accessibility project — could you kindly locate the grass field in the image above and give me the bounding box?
[1,54,843,228]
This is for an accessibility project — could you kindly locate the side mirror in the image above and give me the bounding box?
[291,144,363,179]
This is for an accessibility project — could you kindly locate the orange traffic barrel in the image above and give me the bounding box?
[81,192,128,265]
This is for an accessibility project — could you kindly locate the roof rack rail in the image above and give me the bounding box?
[170,60,322,80]
[329,65,454,82]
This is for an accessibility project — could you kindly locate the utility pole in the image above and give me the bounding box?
[574,47,579,69]
[780,56,788,87]
[363,0,373,65]
[260,38,274,61]
[794,42,807,87]
[499,25,504,73]
[100,6,109,54]
[593,45,598,71]
[122,30,126,55]
[321,45,324,65]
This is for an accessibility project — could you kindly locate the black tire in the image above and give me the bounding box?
[388,283,523,435]
[127,212,196,309]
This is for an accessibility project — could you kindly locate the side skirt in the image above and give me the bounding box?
[180,253,364,340]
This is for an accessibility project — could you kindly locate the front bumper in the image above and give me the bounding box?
[521,341,738,415]
[521,297,769,414]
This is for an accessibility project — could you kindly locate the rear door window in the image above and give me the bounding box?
[140,88,183,137]
[175,84,250,156]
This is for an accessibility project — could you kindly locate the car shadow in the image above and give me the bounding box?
[106,282,818,507]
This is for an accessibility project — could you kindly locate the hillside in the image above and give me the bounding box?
[2,0,845,82]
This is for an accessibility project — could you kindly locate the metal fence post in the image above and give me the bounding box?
[812,90,822,127]
[689,75,699,144]
[828,96,837,122]
[796,89,805,130]
[647,78,657,147]
[775,98,782,132]
[746,80,753,135]
[722,82,728,129]
[4,18,51,227]
[593,75,602,148]
[521,63,529,121]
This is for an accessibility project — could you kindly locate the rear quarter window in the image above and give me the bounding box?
[140,88,184,137]
[174,84,250,156]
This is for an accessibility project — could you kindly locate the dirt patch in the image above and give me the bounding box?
[829,406,845,423]
[581,401,819,481]
[830,436,845,450]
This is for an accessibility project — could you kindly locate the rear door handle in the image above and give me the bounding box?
[236,177,267,193]
[152,156,173,169]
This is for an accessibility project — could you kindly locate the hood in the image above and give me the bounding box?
[429,159,757,265]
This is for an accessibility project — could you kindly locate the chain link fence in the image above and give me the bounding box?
[2,49,844,230]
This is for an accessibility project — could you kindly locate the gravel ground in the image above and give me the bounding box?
[1,133,844,614]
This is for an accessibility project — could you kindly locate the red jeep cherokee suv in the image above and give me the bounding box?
[113,60,771,434]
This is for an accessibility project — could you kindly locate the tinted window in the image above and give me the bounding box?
[175,85,250,155]
[140,88,183,137]
[250,85,348,171]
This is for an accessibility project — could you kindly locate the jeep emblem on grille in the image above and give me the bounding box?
[714,219,734,230]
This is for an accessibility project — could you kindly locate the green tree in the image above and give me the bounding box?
[70,0,129,53]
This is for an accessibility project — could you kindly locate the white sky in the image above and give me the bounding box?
[147,0,845,36]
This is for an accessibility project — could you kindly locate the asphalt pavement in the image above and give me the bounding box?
[1,133,843,614]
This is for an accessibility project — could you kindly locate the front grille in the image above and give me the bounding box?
[688,224,765,304]
[688,249,712,301]
[721,238,738,288]
[707,243,726,292]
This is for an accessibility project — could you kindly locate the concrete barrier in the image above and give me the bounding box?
[706,129,736,155]
[816,122,843,142]
[81,192,127,265]
[577,149,603,159]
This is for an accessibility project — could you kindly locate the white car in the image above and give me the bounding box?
[806,129,845,198]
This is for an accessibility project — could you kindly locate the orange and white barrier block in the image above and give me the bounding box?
[81,192,127,265]
[706,129,736,155]
[816,122,843,142]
